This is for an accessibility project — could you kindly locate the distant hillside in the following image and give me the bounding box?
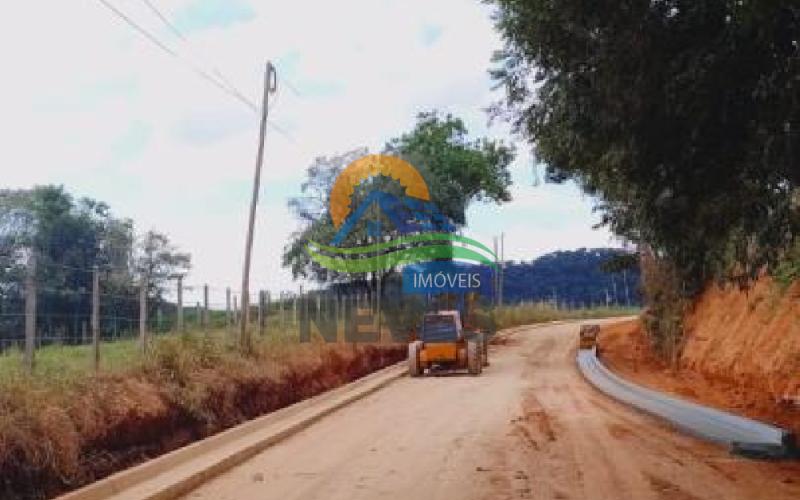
[501,248,641,307]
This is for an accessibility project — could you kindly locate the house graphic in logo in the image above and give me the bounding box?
[306,154,496,274]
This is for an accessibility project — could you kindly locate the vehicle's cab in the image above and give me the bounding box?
[421,310,463,343]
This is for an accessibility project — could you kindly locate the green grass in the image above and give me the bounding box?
[0,303,639,380]
[493,303,640,330]
[0,315,304,381]
[0,339,141,380]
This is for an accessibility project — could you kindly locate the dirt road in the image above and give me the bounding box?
[181,321,800,500]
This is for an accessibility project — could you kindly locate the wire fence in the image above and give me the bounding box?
[0,256,325,375]
[0,256,639,376]
[0,257,434,376]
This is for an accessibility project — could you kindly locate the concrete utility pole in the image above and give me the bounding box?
[239,61,277,351]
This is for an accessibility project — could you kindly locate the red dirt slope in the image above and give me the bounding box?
[600,278,800,437]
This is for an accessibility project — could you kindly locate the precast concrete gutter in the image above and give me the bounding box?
[577,348,796,458]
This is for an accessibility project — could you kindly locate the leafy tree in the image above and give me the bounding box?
[283,148,369,282]
[502,248,642,306]
[283,112,516,282]
[0,186,189,344]
[486,0,799,294]
[384,111,515,225]
[136,229,191,296]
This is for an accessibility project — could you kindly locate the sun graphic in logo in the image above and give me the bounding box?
[307,153,495,273]
[329,154,430,228]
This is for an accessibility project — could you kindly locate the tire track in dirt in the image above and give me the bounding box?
[181,320,800,500]
[483,321,800,500]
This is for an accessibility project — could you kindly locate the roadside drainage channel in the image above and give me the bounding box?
[58,362,407,500]
[577,348,796,459]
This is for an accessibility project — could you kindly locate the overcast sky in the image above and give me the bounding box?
[0,0,617,302]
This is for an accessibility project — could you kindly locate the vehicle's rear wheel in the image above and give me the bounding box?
[477,332,489,367]
[408,341,423,377]
[467,340,482,375]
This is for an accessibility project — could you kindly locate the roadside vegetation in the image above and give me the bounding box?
[0,300,633,499]
[0,329,404,499]
[493,302,638,331]
[487,0,799,356]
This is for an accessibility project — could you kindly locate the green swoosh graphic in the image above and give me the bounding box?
[307,244,497,273]
[308,232,496,259]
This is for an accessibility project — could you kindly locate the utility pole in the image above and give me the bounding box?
[240,61,277,351]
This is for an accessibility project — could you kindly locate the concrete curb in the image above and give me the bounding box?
[577,347,796,458]
[58,363,407,500]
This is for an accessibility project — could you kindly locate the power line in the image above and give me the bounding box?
[97,0,246,105]
[139,0,186,41]
[137,0,243,99]
[96,0,298,142]
[134,0,304,143]
[279,76,304,99]
[98,0,180,58]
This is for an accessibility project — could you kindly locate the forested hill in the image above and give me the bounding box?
[501,248,641,308]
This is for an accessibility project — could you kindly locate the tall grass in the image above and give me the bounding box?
[0,313,303,380]
[493,302,640,331]
[0,329,404,499]
[0,301,638,498]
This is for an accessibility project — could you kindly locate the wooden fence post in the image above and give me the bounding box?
[293,292,298,327]
[226,287,232,330]
[139,276,148,352]
[279,292,285,331]
[176,276,184,332]
[23,252,36,374]
[264,291,270,336]
[233,295,239,326]
[203,284,209,330]
[316,292,321,324]
[257,290,265,336]
[298,286,303,335]
[92,265,100,371]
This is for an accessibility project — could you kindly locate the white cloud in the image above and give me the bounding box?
[0,0,615,295]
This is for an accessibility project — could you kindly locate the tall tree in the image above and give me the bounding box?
[283,112,515,282]
[0,186,189,343]
[486,0,799,292]
[135,229,191,297]
[384,111,515,225]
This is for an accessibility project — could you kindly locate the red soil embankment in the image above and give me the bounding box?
[0,342,405,500]
[600,278,800,437]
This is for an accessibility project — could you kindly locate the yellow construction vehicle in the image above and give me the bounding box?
[578,324,600,350]
[408,310,486,376]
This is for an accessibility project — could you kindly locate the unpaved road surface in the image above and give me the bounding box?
[182,321,800,500]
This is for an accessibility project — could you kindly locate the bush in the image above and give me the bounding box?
[0,334,404,499]
[640,251,689,366]
[773,239,800,289]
